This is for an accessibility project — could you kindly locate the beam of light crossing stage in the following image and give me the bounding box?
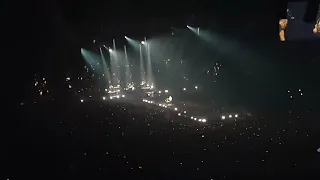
[145,38,155,88]
[139,44,147,85]
[99,47,112,86]
[103,45,118,86]
[80,48,102,73]
[124,36,140,50]
[112,39,121,85]
[187,25,200,35]
[124,45,132,85]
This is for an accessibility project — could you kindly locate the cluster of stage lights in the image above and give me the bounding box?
[104,94,125,100]
[142,99,207,123]
[221,114,239,120]
[106,26,198,54]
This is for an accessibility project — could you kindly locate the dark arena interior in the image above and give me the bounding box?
[6,0,320,179]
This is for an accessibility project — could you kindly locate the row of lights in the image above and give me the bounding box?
[221,114,239,120]
[142,99,207,123]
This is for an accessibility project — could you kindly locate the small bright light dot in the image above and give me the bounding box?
[158,91,161,93]
[191,116,194,119]
[195,86,198,89]
[183,88,186,91]
[165,90,168,93]
[221,116,226,120]
[229,114,232,118]
[174,107,178,111]
[122,95,125,98]
[235,114,239,118]
[110,97,113,99]
[178,113,181,116]
[202,119,206,122]
[116,95,120,98]
[105,89,108,91]
[103,96,106,100]
[109,48,112,53]
[80,99,84,102]
[141,41,145,44]
[183,111,186,114]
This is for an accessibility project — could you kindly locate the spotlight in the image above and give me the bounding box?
[125,36,128,39]
[141,41,145,45]
[109,48,112,53]
[187,25,190,28]
[183,88,186,91]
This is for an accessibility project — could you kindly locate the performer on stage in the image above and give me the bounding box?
[313,19,320,33]
[279,19,288,41]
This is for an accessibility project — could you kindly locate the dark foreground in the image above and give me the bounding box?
[8,99,320,180]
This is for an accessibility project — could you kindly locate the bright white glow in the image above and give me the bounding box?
[150,85,154,89]
[178,113,181,116]
[174,107,178,111]
[235,114,239,118]
[183,111,186,114]
[194,118,197,120]
[125,36,128,39]
[110,97,113,99]
[187,25,190,28]
[109,48,112,53]
[159,104,162,106]
[102,96,106,100]
[229,115,232,118]
[122,95,125,98]
[141,41,145,44]
[158,91,161,93]
[195,86,198,89]
[191,116,194,119]
[183,88,186,91]
[105,89,108,92]
[80,99,84,102]
[202,119,207,122]
[165,90,168,93]
[221,116,226,120]
[116,95,120,98]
